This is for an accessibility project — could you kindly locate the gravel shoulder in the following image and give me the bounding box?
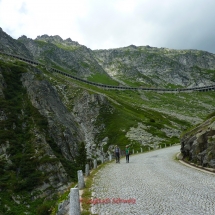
[91,145,215,215]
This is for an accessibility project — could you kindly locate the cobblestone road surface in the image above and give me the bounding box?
[91,145,215,215]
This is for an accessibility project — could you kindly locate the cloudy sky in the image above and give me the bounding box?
[0,0,215,53]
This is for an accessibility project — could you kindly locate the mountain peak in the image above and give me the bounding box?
[36,34,63,43]
[35,35,81,47]
[128,44,137,48]
[18,35,29,41]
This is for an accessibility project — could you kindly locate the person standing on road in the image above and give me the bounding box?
[115,145,120,163]
[125,145,130,163]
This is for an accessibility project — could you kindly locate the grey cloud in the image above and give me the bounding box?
[76,0,215,53]
[148,1,215,53]
[19,2,27,14]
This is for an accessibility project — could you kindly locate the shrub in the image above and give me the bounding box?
[36,201,53,215]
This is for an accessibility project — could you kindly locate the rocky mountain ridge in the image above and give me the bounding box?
[18,34,108,79]
[2,28,215,88]
[36,34,81,48]
[93,45,215,87]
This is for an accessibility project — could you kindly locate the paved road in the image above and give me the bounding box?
[91,145,215,215]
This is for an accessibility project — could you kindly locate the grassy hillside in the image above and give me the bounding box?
[51,66,215,146]
[46,68,215,152]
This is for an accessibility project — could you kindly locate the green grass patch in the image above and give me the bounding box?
[87,73,119,86]
[54,42,80,51]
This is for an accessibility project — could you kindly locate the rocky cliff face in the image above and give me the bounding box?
[0,56,111,214]
[0,62,75,197]
[72,91,112,159]
[44,72,114,161]
[181,115,215,167]
[21,68,84,161]
[0,28,33,58]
